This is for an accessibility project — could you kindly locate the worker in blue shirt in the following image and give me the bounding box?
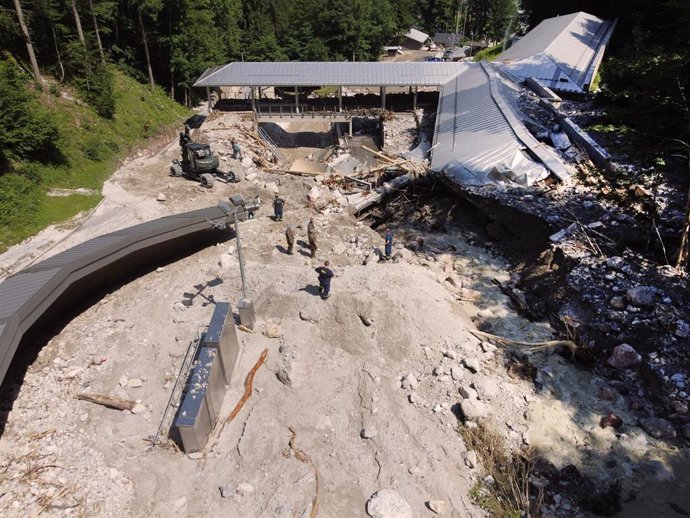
[315,261,334,299]
[273,194,285,221]
[385,227,393,259]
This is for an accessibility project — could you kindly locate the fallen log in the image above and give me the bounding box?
[75,392,136,411]
[350,172,415,213]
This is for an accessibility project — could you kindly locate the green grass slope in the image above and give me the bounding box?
[0,69,189,254]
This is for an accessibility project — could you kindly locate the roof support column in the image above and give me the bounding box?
[338,86,343,113]
[349,118,352,137]
[381,86,386,110]
[295,86,299,113]
[413,86,418,111]
[206,87,212,113]
[250,87,256,111]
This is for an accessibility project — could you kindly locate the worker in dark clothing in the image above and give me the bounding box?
[307,218,318,258]
[231,140,243,160]
[384,227,393,259]
[285,225,295,255]
[273,194,285,221]
[315,260,334,299]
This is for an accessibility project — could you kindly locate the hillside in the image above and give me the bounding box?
[0,66,188,253]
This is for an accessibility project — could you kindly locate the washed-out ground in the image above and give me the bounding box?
[0,111,688,518]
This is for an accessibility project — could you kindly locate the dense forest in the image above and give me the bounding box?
[0,0,688,252]
[0,0,521,108]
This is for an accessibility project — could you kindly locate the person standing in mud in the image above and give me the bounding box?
[315,260,334,299]
[285,225,295,255]
[307,218,318,258]
[384,227,393,259]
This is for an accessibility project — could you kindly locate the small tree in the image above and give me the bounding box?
[674,76,690,269]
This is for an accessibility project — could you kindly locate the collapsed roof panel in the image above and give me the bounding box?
[430,62,569,187]
[193,62,464,88]
[495,11,615,93]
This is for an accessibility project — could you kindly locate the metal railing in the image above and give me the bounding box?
[150,325,206,447]
[254,104,386,119]
[257,127,288,165]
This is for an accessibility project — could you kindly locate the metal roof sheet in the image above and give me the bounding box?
[430,62,568,186]
[194,62,464,88]
[405,28,429,43]
[0,205,234,387]
[0,268,63,321]
[496,11,614,91]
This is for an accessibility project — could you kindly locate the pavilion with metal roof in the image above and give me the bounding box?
[193,61,464,112]
[494,11,616,94]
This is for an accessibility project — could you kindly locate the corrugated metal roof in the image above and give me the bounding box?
[430,62,568,186]
[194,62,463,88]
[405,28,429,43]
[495,11,614,92]
[0,205,236,387]
[0,268,63,321]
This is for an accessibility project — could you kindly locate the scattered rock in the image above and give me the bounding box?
[480,341,497,353]
[361,427,378,439]
[625,286,657,307]
[463,358,481,373]
[472,378,499,401]
[364,250,381,265]
[218,253,235,272]
[173,497,186,509]
[609,297,625,310]
[366,490,413,518]
[119,375,128,387]
[236,483,255,496]
[640,417,676,439]
[156,267,165,273]
[460,398,487,421]
[299,308,320,323]
[427,499,449,515]
[409,392,421,404]
[264,182,279,194]
[219,485,232,498]
[451,366,464,381]
[676,320,690,338]
[173,301,186,312]
[463,450,477,468]
[131,403,146,414]
[127,378,143,388]
[606,256,625,271]
[332,242,348,255]
[443,350,458,360]
[156,193,167,202]
[607,344,642,369]
[276,369,292,387]
[459,386,478,400]
[392,249,413,263]
[263,322,283,338]
[401,373,418,391]
[600,413,623,429]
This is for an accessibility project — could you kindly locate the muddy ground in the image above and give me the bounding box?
[0,108,688,518]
